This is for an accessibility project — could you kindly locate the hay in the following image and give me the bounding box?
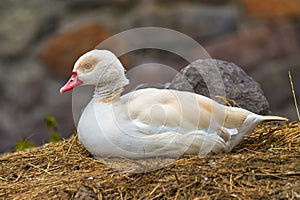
[0,122,299,199]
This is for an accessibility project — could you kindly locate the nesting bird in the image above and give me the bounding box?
[60,50,287,159]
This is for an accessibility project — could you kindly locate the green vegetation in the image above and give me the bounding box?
[45,116,61,143]
[14,138,36,151]
[14,116,62,151]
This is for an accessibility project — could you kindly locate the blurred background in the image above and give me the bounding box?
[0,0,299,152]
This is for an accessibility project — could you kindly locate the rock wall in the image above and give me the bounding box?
[0,0,299,152]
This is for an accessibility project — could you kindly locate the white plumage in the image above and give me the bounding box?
[60,50,287,159]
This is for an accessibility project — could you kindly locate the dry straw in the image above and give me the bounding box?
[0,121,299,199]
[288,70,300,121]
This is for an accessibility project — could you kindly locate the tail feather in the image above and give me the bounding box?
[262,116,288,122]
[227,114,288,152]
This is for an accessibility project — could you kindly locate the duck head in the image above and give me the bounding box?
[60,50,129,94]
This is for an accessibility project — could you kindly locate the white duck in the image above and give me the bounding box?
[60,50,287,159]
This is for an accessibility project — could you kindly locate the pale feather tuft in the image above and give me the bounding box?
[261,116,288,122]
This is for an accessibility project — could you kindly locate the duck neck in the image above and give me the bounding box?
[93,85,122,102]
[93,81,128,103]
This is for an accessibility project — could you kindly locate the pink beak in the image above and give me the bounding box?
[60,72,83,94]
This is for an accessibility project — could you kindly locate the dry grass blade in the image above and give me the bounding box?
[0,122,299,199]
[288,70,300,121]
[214,95,241,107]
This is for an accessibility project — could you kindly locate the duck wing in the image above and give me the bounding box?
[120,88,287,153]
[121,88,247,134]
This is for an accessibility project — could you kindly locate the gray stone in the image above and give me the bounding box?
[0,0,61,57]
[205,20,299,71]
[170,59,270,115]
[0,55,76,152]
[122,2,238,42]
[2,58,45,109]
[250,53,300,120]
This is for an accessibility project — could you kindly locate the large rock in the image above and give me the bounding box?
[0,57,76,152]
[243,0,300,18]
[39,21,112,77]
[122,2,238,42]
[0,0,61,57]
[250,53,300,120]
[205,20,299,71]
[170,59,270,115]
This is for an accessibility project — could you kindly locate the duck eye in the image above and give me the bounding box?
[84,63,92,69]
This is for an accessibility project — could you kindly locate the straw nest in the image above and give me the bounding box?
[0,121,299,199]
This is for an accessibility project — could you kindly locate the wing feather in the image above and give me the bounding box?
[122,88,241,134]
